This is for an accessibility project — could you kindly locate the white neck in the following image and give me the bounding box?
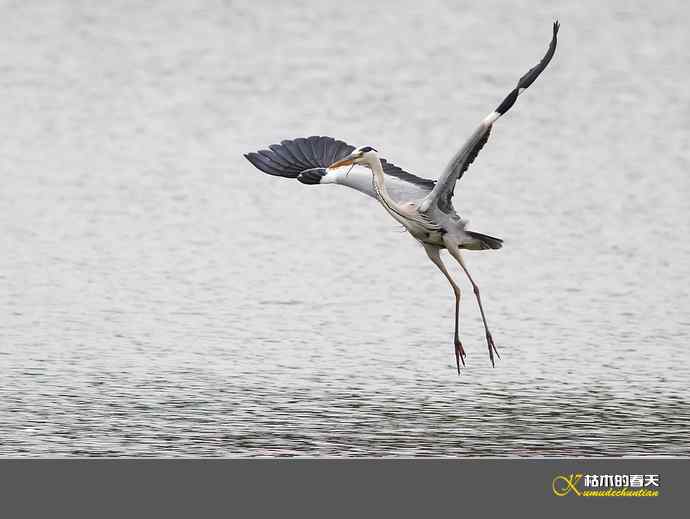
[366,155,404,215]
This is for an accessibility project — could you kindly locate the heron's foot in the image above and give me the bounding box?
[486,331,500,367]
[454,337,466,374]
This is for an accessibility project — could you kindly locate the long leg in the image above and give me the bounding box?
[446,245,500,367]
[422,243,465,373]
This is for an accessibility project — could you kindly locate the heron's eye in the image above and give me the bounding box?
[360,146,377,153]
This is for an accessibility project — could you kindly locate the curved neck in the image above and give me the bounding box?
[368,155,403,214]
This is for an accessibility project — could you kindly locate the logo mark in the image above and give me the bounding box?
[552,472,660,497]
[552,474,583,496]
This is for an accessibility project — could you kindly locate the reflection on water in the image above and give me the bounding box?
[1,1,689,456]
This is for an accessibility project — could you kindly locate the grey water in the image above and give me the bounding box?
[1,0,689,457]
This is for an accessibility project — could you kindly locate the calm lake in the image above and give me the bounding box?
[1,0,688,456]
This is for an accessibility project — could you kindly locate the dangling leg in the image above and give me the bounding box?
[446,244,500,367]
[422,243,465,373]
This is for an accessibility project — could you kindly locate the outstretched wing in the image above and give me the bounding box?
[421,21,559,214]
[245,136,353,178]
[244,136,436,202]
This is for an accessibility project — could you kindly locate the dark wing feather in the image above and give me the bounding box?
[438,126,491,212]
[381,159,436,190]
[245,136,434,189]
[244,152,285,177]
[330,140,354,164]
[423,21,559,214]
[307,136,323,164]
[257,149,292,170]
[295,137,316,163]
[280,139,312,169]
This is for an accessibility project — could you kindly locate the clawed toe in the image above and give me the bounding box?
[454,338,466,374]
[486,331,500,367]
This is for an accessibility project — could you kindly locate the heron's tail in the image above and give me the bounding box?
[464,231,503,250]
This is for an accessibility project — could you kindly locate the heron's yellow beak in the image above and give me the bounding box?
[328,156,356,169]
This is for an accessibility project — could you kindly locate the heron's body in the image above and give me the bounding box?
[244,22,559,372]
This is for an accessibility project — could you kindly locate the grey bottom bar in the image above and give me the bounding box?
[0,459,683,517]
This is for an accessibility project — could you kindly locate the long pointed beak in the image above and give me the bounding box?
[328,154,356,170]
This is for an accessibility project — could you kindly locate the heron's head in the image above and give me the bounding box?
[328,146,378,170]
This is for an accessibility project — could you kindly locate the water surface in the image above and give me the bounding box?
[1,0,689,456]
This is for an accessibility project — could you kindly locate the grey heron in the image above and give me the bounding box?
[245,22,559,372]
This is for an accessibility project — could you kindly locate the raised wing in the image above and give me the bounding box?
[245,136,435,202]
[421,21,559,214]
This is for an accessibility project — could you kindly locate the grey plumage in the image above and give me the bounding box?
[245,136,434,188]
[421,21,559,216]
[243,22,559,372]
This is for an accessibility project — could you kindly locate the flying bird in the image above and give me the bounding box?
[245,22,559,372]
